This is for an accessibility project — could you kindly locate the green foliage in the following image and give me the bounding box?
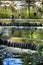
[36,44,43,54]
[0,6,12,18]
[0,6,42,19]
[0,12,10,18]
[6,29,43,39]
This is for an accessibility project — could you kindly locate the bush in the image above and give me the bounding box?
[0,12,10,18]
[36,44,43,54]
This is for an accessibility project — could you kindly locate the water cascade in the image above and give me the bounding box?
[0,39,36,50]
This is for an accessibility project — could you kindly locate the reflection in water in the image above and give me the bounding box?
[3,58,22,65]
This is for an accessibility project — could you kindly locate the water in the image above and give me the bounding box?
[1,54,43,65]
[3,58,22,65]
[0,45,43,65]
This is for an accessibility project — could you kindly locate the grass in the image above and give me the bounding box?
[8,37,43,45]
[8,29,43,39]
[0,6,12,18]
[3,29,43,44]
[1,29,43,44]
[8,37,23,42]
[0,6,42,19]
